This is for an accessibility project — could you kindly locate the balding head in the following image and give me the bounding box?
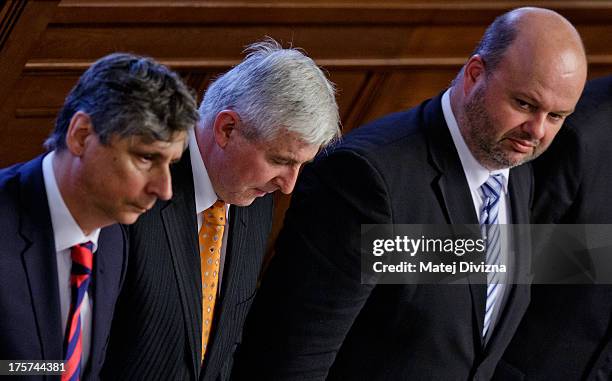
[451,7,588,170]
[471,7,586,78]
[505,7,586,86]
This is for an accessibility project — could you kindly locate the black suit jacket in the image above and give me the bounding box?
[102,151,274,381]
[232,94,532,380]
[0,155,128,381]
[495,76,612,381]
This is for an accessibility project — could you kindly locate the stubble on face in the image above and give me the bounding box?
[461,83,541,170]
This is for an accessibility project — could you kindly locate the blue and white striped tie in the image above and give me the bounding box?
[480,174,504,338]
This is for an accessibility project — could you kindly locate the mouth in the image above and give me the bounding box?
[254,188,278,197]
[506,138,537,154]
[130,202,153,213]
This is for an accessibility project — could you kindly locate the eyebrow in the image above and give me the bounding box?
[131,148,181,163]
[517,93,574,116]
[269,151,310,165]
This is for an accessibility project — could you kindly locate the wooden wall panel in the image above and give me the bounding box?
[0,0,59,153]
[1,0,611,169]
[30,25,488,61]
[356,69,459,126]
[0,0,58,101]
[1,118,56,164]
[327,71,370,126]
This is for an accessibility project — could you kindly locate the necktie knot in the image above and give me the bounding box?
[204,200,226,226]
[480,174,504,206]
[70,241,94,275]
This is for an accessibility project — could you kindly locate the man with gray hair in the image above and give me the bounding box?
[102,38,340,380]
[0,52,198,380]
[231,7,586,380]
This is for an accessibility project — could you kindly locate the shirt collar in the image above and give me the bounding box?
[42,151,100,252]
[441,88,509,193]
[188,128,220,214]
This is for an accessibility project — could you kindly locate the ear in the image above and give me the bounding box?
[65,111,94,156]
[463,54,486,96]
[212,110,241,148]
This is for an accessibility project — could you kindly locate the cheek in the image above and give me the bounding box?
[104,162,144,198]
[244,159,277,184]
[496,111,528,138]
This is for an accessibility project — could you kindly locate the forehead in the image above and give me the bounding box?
[112,131,188,153]
[488,45,586,111]
[255,130,319,163]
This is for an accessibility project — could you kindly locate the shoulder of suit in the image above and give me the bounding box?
[0,159,35,208]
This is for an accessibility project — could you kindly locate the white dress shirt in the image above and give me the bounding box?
[441,89,514,340]
[42,151,100,369]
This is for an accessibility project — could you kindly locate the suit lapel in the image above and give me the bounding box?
[507,164,532,284]
[218,205,249,306]
[482,165,533,353]
[425,95,479,226]
[161,153,202,379]
[202,204,249,376]
[87,225,125,377]
[425,95,487,344]
[18,156,64,360]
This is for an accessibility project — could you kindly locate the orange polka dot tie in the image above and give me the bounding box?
[198,200,226,362]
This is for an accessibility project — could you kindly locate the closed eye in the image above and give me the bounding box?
[271,158,290,165]
[548,113,565,122]
[516,98,534,111]
[139,154,154,163]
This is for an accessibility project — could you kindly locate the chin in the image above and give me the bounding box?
[232,197,256,207]
[117,212,143,225]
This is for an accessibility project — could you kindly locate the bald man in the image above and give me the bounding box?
[231,7,587,380]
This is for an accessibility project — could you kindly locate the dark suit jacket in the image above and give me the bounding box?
[495,76,612,381]
[0,155,128,381]
[232,93,533,380]
[101,151,274,381]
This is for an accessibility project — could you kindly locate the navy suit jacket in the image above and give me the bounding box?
[233,93,533,380]
[102,151,274,381]
[0,155,128,380]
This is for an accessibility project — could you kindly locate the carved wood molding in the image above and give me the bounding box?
[0,1,59,124]
[23,54,612,73]
[0,1,26,53]
[52,1,612,25]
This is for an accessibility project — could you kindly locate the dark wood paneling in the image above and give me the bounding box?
[51,1,612,25]
[1,0,611,169]
[0,0,59,131]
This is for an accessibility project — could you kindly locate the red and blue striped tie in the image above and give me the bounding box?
[62,242,93,381]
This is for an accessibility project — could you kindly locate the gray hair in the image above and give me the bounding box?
[45,52,199,151]
[199,38,340,147]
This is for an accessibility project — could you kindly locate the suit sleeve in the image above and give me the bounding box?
[231,149,392,380]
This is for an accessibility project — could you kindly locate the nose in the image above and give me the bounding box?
[148,167,173,201]
[275,165,301,195]
[523,112,547,141]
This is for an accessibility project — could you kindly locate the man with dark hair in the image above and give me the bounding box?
[101,39,340,381]
[232,8,587,380]
[0,53,198,380]
[495,75,612,380]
